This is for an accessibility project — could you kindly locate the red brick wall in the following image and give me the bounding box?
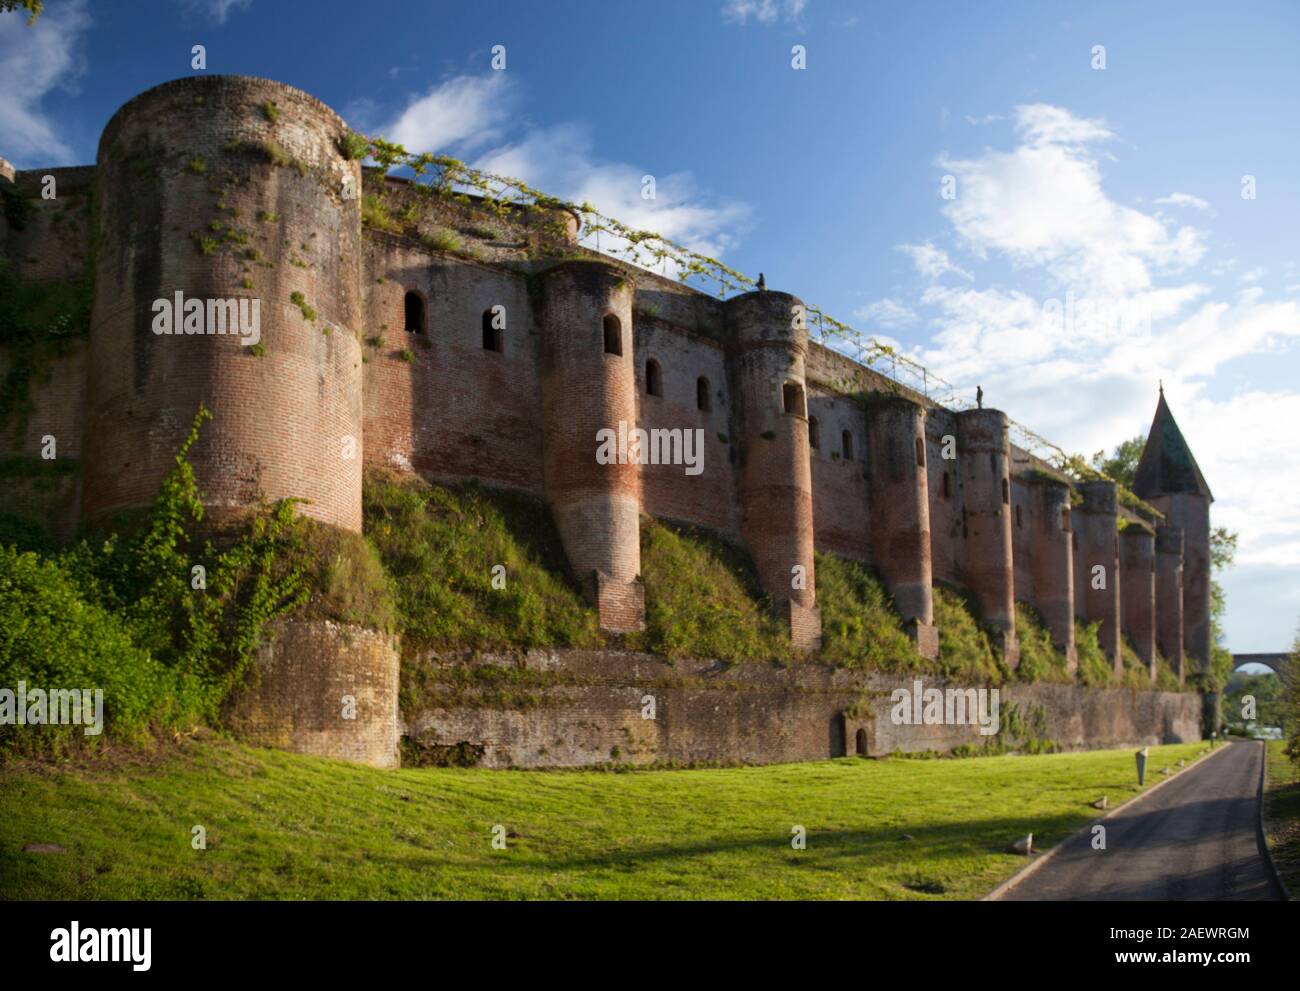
[727,291,819,648]
[867,397,934,629]
[1155,525,1185,681]
[808,385,870,561]
[1121,526,1157,677]
[956,409,1018,663]
[1078,481,1123,672]
[82,76,364,532]
[361,237,544,492]
[541,261,643,631]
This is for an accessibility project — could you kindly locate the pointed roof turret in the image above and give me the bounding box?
[1132,387,1213,502]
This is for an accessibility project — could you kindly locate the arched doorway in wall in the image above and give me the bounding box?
[829,713,847,757]
[855,728,868,756]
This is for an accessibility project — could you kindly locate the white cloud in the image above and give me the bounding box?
[185,0,251,23]
[880,102,1300,646]
[853,298,916,329]
[373,75,751,272]
[476,121,751,266]
[897,242,972,281]
[380,74,513,154]
[721,0,807,25]
[1156,191,1212,212]
[0,0,89,166]
[938,104,1205,295]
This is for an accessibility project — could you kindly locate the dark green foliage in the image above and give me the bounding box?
[0,407,311,753]
[628,520,792,663]
[363,470,602,653]
[932,583,1009,685]
[1075,620,1115,687]
[816,554,915,671]
[1013,602,1072,683]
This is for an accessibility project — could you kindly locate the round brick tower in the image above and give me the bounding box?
[540,260,644,632]
[956,408,1018,667]
[866,395,937,658]
[1121,524,1157,681]
[1155,525,1185,682]
[1028,473,1077,670]
[725,290,820,650]
[84,75,364,531]
[1077,479,1122,675]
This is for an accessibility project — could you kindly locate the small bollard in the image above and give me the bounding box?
[1136,746,1149,786]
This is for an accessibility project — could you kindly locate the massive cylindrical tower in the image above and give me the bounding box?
[1078,480,1122,675]
[726,290,820,650]
[1028,473,1077,670]
[1121,524,1157,681]
[866,395,937,658]
[956,408,1018,667]
[84,75,364,531]
[540,260,644,632]
[1155,525,1185,682]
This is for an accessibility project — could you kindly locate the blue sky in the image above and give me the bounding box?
[4,0,1298,651]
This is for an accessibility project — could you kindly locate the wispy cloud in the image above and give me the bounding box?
[197,0,252,24]
[0,0,89,166]
[721,0,808,25]
[1155,191,1212,212]
[854,298,916,329]
[373,74,752,269]
[883,104,1300,632]
[897,242,972,281]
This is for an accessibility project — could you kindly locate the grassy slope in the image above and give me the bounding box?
[1264,740,1300,898]
[0,739,1206,900]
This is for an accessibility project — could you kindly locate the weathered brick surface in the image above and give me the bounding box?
[1077,480,1123,673]
[727,291,820,648]
[84,76,364,532]
[403,649,1202,767]
[957,409,1018,666]
[1155,525,1185,681]
[225,619,400,767]
[867,396,934,637]
[0,75,1220,766]
[1121,525,1157,679]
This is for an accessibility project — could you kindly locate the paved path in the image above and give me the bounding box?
[1001,741,1281,901]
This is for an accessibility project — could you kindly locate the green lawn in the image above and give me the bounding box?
[0,739,1209,900]
[1264,740,1300,899]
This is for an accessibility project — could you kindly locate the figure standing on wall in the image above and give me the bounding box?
[756,273,766,291]
[977,385,984,409]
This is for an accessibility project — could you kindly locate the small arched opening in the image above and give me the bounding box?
[841,430,854,460]
[645,358,662,397]
[1001,477,1010,504]
[782,381,805,417]
[915,436,926,467]
[404,290,426,334]
[696,376,711,412]
[603,314,622,355]
[808,416,820,450]
[481,308,502,352]
[855,727,868,756]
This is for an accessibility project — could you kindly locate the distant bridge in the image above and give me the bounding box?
[1231,652,1291,676]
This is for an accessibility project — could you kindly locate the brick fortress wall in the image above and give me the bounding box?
[0,75,1215,767]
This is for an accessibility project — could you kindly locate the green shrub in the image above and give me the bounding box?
[0,546,181,748]
[1075,620,1114,687]
[1014,602,1072,683]
[932,584,1008,685]
[340,131,369,161]
[628,520,791,664]
[816,554,915,671]
[363,470,601,653]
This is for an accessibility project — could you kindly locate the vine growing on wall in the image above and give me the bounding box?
[346,132,1138,483]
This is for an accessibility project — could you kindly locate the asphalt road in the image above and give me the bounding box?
[1000,740,1282,901]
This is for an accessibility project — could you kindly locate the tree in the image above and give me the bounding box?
[0,1,42,24]
[1090,435,1144,488]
